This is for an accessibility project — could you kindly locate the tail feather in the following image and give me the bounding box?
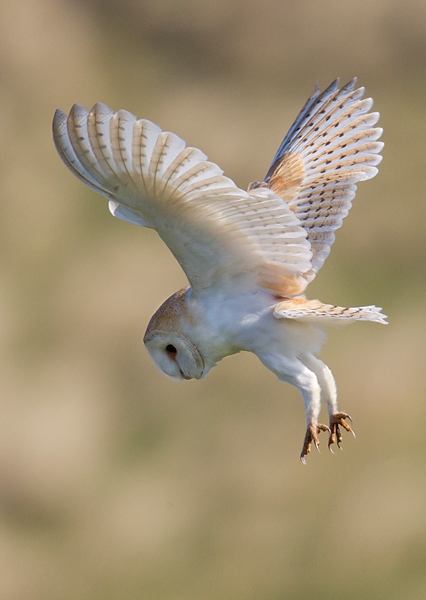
[273,298,387,324]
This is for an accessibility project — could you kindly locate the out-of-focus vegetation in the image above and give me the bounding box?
[1,0,426,598]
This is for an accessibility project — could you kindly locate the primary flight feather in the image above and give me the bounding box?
[53,78,386,461]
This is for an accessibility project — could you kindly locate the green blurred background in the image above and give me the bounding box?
[1,0,426,598]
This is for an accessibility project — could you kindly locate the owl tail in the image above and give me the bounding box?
[273,298,387,325]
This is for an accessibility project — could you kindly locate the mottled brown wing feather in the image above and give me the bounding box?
[262,78,383,280]
[273,298,387,324]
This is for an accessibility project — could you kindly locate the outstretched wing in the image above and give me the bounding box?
[273,298,387,324]
[261,78,383,280]
[53,103,312,295]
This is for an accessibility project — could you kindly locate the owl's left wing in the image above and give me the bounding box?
[259,78,383,281]
[53,103,312,295]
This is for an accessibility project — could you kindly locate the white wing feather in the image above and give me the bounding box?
[262,78,383,279]
[53,104,312,295]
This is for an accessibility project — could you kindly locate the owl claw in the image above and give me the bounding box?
[328,412,355,451]
[300,423,331,463]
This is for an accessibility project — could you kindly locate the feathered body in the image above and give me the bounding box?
[53,78,386,461]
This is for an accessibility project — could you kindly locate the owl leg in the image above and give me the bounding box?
[299,401,331,463]
[282,365,327,462]
[300,354,355,452]
[256,353,331,461]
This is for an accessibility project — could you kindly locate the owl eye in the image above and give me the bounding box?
[165,344,177,355]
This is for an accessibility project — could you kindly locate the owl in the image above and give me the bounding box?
[53,78,386,462]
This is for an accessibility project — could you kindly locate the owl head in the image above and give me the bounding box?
[143,288,206,381]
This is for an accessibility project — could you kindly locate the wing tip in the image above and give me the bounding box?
[69,103,90,120]
[360,305,388,324]
[341,77,358,94]
[313,76,359,99]
[53,107,66,122]
[90,102,114,120]
[52,108,67,139]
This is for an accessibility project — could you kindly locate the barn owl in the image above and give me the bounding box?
[53,78,386,462]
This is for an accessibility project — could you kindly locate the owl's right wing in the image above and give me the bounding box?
[53,103,312,296]
[260,78,383,281]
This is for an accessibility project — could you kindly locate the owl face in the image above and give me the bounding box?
[143,288,207,381]
[144,331,205,381]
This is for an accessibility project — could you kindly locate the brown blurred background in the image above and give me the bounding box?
[0,0,425,598]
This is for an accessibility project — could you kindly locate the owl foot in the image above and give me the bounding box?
[328,412,356,452]
[300,423,331,464]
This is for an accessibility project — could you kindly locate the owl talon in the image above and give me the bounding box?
[328,412,355,451]
[300,423,330,463]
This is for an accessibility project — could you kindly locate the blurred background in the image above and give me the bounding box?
[1,0,426,598]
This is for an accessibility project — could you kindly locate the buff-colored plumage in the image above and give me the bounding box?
[53,78,386,461]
